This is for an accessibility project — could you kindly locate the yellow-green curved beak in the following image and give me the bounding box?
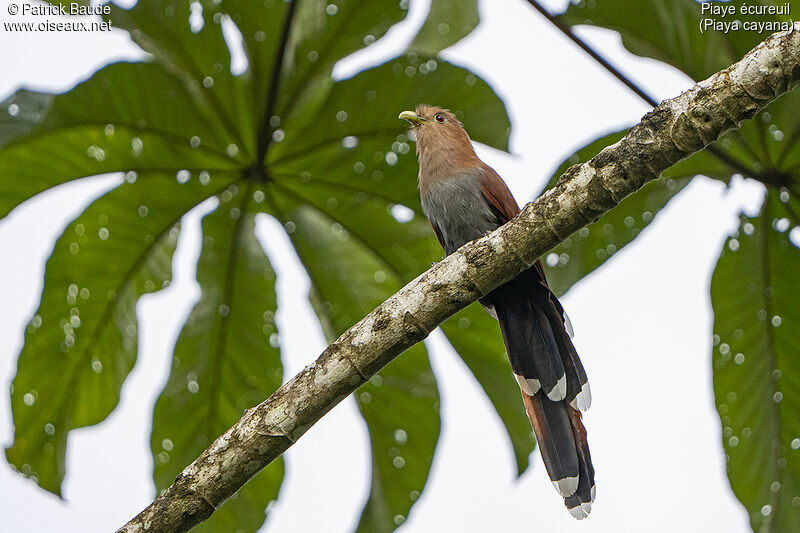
[399,110,426,124]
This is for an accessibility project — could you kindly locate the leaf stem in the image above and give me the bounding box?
[267,179,408,281]
[206,180,252,438]
[758,196,781,531]
[268,127,404,167]
[257,0,300,167]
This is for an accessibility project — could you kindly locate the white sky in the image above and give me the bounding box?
[0,0,765,531]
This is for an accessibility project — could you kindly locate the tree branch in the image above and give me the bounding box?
[119,26,800,533]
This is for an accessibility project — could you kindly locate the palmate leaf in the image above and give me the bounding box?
[0,61,237,219]
[538,128,730,296]
[439,304,535,473]
[258,51,529,530]
[711,191,800,531]
[1,0,515,531]
[559,0,797,82]
[556,0,800,192]
[0,56,240,494]
[276,201,440,533]
[554,4,800,526]
[409,0,480,56]
[5,174,232,494]
[542,0,800,295]
[150,188,284,533]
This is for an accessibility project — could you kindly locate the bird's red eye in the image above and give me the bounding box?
[434,113,446,123]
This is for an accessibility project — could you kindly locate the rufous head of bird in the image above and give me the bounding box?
[398,105,480,183]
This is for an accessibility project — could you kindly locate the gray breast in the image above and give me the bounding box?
[421,172,502,255]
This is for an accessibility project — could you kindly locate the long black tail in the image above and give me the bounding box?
[487,267,595,519]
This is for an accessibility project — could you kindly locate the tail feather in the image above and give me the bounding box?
[525,271,590,409]
[529,303,567,401]
[522,392,579,497]
[493,280,566,401]
[516,266,591,410]
[522,269,588,405]
[489,265,595,519]
[563,407,595,519]
[546,309,591,410]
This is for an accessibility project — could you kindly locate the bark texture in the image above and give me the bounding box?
[119,26,800,533]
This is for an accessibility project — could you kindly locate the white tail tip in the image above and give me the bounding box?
[546,374,567,401]
[563,310,575,338]
[568,504,589,520]
[514,374,541,395]
[570,381,592,411]
[552,476,578,497]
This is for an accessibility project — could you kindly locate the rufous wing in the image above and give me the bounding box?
[478,164,521,224]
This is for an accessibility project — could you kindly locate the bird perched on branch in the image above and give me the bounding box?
[400,105,595,519]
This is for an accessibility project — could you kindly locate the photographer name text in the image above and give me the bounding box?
[16,3,110,17]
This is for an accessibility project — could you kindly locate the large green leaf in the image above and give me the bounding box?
[270,200,440,533]
[529,0,800,295]
[270,55,510,213]
[0,90,51,147]
[107,1,253,155]
[556,0,800,199]
[408,0,480,56]
[440,304,535,474]
[5,175,231,494]
[541,0,800,295]
[551,3,800,528]
[150,187,284,533]
[0,61,236,220]
[538,128,729,296]
[711,190,800,531]
[559,0,797,82]
[260,51,518,529]
[2,0,514,529]
[1,46,239,498]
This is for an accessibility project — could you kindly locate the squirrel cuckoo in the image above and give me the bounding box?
[400,105,595,519]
